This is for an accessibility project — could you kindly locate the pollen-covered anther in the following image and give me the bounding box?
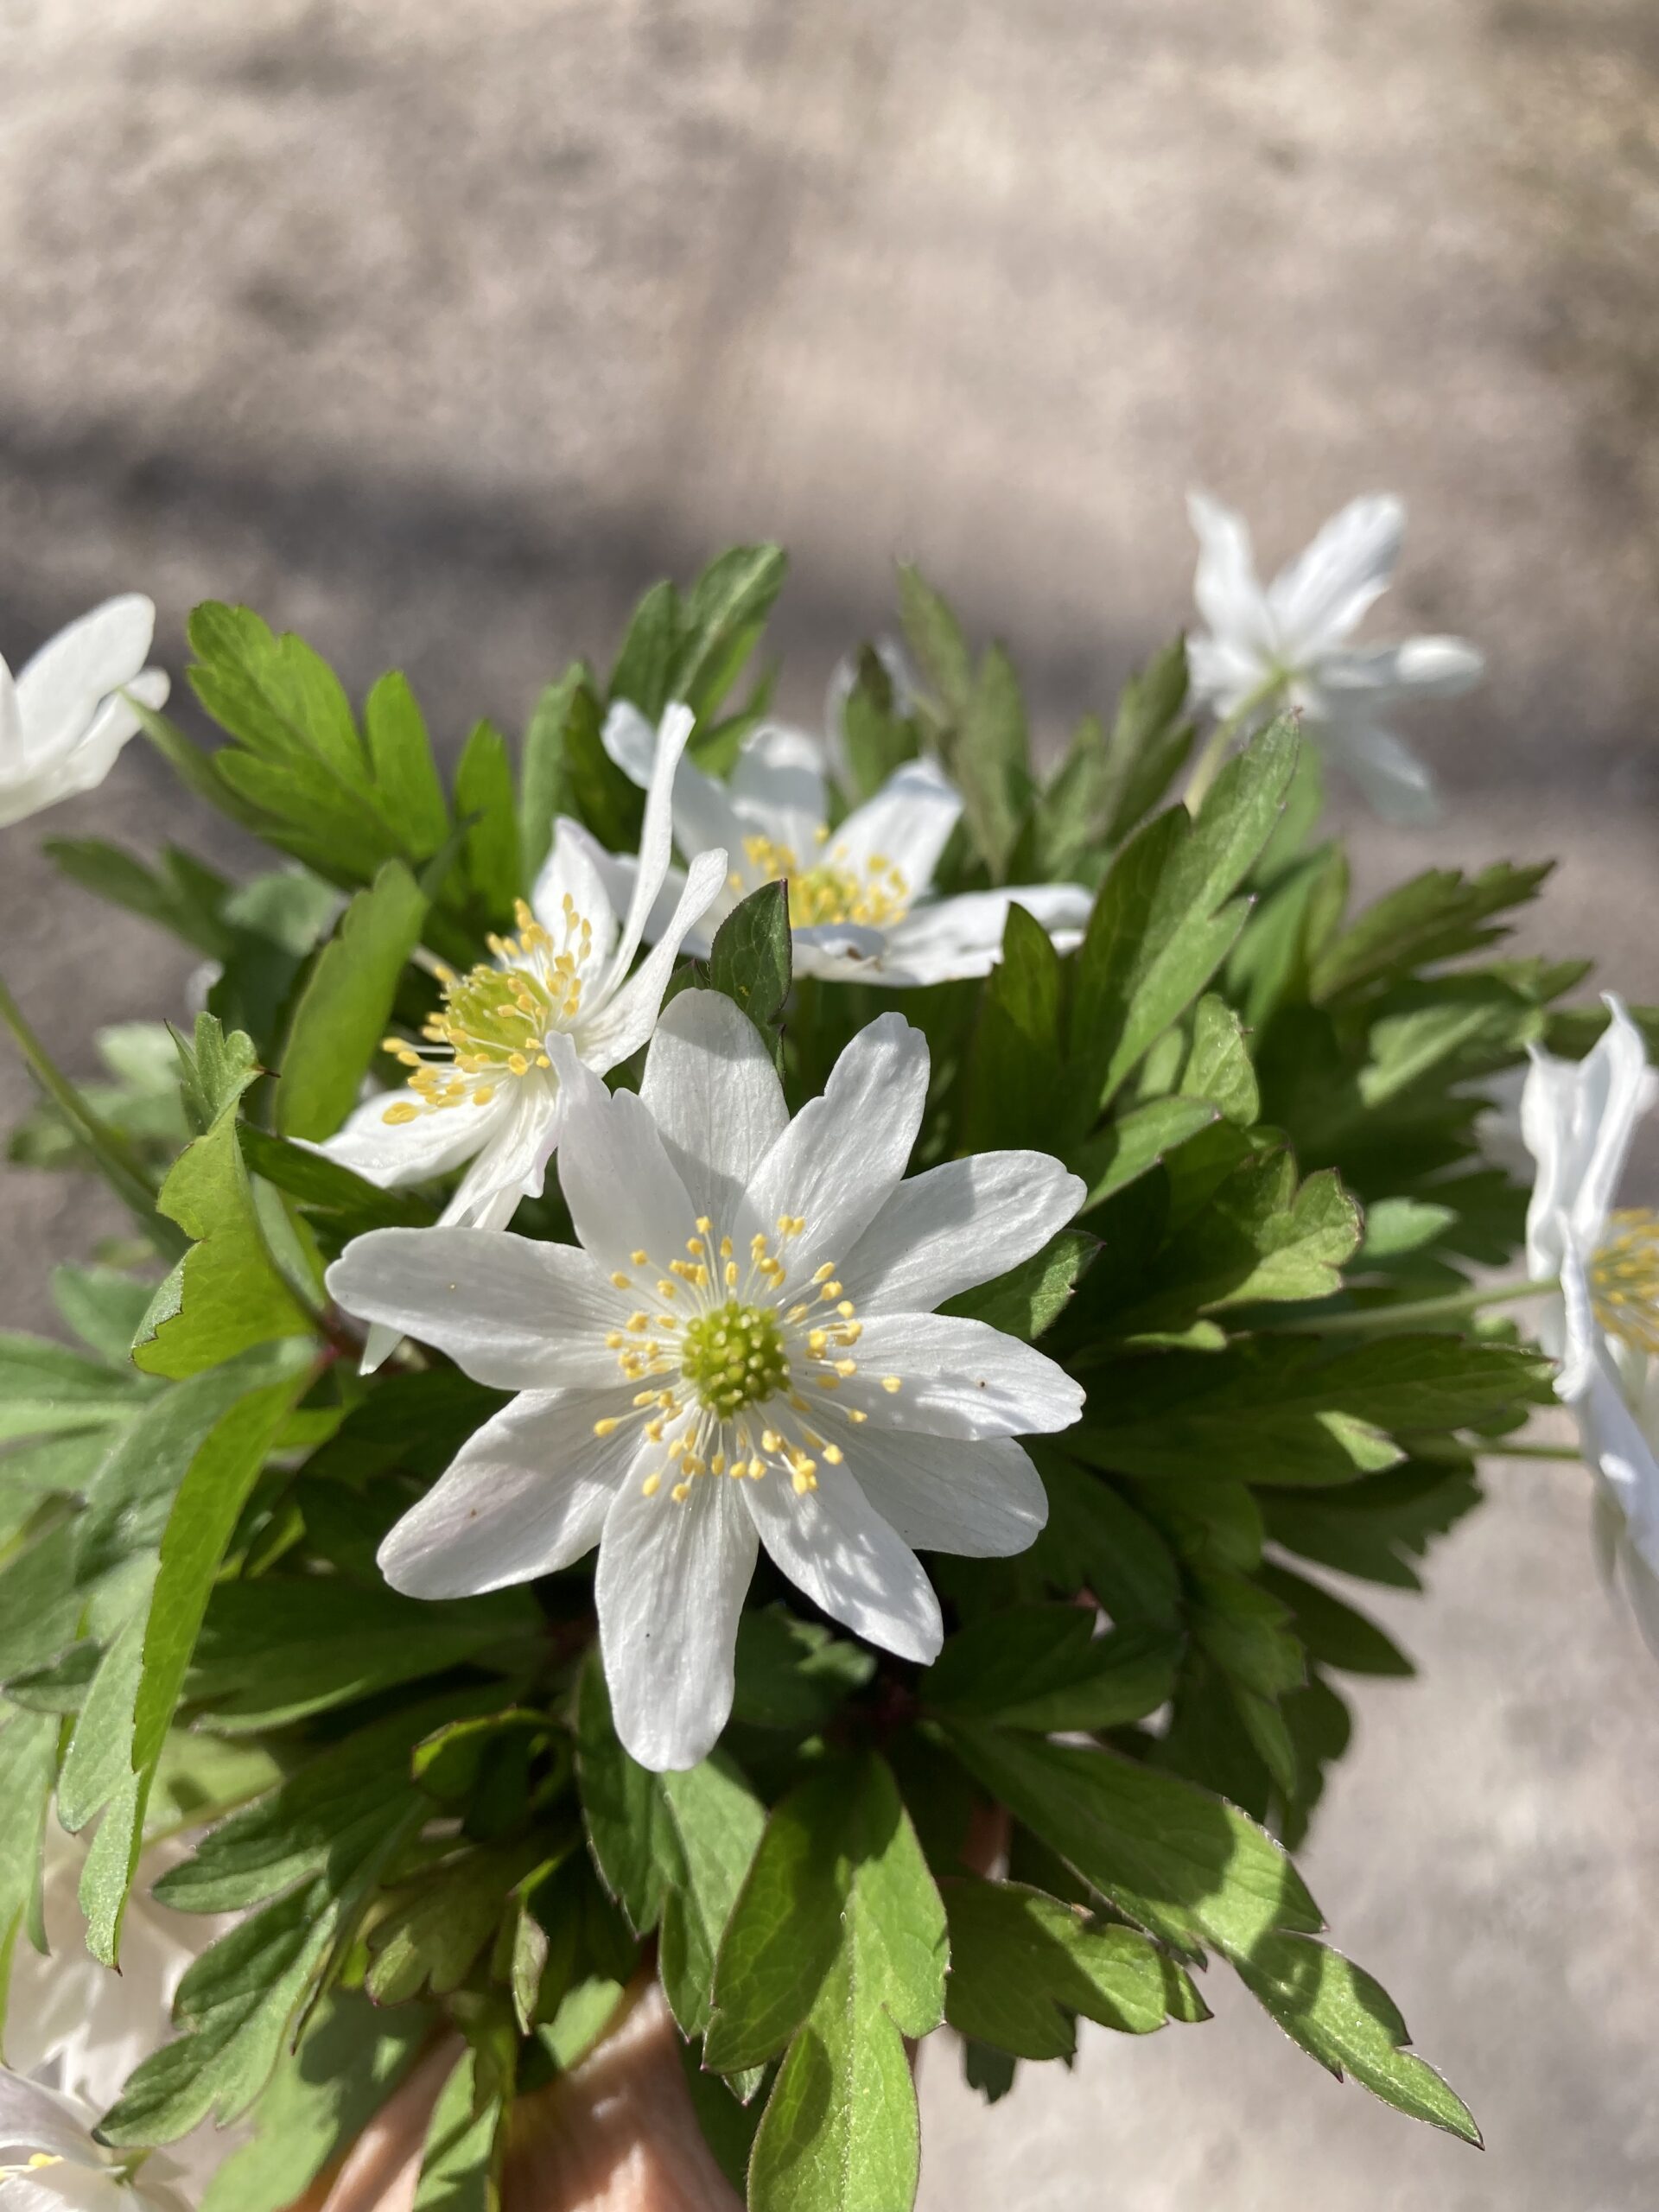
[1592,1209,1659,1355]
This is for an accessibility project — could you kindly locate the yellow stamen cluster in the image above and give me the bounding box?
[1592,1208,1659,1356]
[590,1211,888,1506]
[380,895,594,1125]
[737,831,911,931]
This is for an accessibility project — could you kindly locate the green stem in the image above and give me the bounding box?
[0,967,163,1228]
[1183,673,1287,813]
[1262,1275,1554,1338]
[1493,1443,1583,1463]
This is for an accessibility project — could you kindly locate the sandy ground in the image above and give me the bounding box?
[3,2,1658,2205]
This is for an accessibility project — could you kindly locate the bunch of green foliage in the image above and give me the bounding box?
[3,543,1606,2210]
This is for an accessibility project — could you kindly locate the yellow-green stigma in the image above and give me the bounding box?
[681,1300,791,1415]
[1592,1208,1659,1355]
[379,896,592,1122]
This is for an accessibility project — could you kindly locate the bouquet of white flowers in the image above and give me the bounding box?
[0,523,1649,2210]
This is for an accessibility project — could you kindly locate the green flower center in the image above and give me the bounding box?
[680,1300,791,1415]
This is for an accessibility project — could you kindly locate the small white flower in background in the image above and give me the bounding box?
[1521,995,1659,1649]
[601,702,1091,987]
[328,989,1086,1770]
[0,599,169,831]
[0,2070,191,2210]
[1185,492,1483,823]
[320,704,728,1234]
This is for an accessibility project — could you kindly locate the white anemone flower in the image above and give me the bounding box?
[328,989,1086,1770]
[0,2072,190,2211]
[0,599,169,830]
[1185,492,1483,823]
[601,702,1091,987]
[319,705,728,1234]
[1521,995,1659,1648]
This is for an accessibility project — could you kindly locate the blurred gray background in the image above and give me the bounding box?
[3,1,1657,2204]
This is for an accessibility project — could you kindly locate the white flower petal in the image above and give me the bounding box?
[575,847,729,1072]
[0,2073,109,2172]
[638,987,787,1229]
[327,1227,621,1389]
[601,699,660,787]
[829,758,962,896]
[556,1073,701,1276]
[1318,637,1484,702]
[13,594,157,760]
[729,723,829,866]
[318,1082,514,1187]
[841,1427,1048,1556]
[377,1389,630,1596]
[1523,997,1656,1283]
[747,1012,929,1283]
[1319,720,1440,825]
[441,1077,565,1225]
[530,817,620,974]
[742,1460,942,1662]
[1187,491,1274,655]
[837,1311,1085,1438]
[606,702,696,993]
[878,885,1091,984]
[842,1150,1085,1313]
[790,922,889,979]
[1266,493,1403,655]
[597,1464,758,1769]
[1185,631,1268,715]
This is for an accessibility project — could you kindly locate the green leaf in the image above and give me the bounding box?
[0,1709,57,2008]
[1096,637,1198,848]
[923,1606,1179,1732]
[238,1124,435,1236]
[0,1331,149,1443]
[658,1755,767,2037]
[1071,1096,1219,1211]
[1180,994,1260,1126]
[1310,861,1551,1003]
[187,1574,537,1730]
[941,1877,1208,2058]
[413,2049,500,2212]
[454,719,524,925]
[362,673,451,858]
[941,1229,1096,1342]
[50,1264,158,1365]
[1071,719,1299,1117]
[132,1353,314,1770]
[276,861,428,1141]
[956,645,1033,879]
[1257,1560,1412,1677]
[941,1720,1320,1963]
[705,880,791,1059]
[837,646,918,800]
[1072,1337,1550,1486]
[133,1023,315,1379]
[1110,1154,1362,1332]
[1235,1933,1478,2142]
[367,1840,542,2004]
[715,1755,948,2212]
[200,1991,431,2212]
[896,564,972,721]
[43,839,232,959]
[670,545,788,716]
[575,1652,677,1935]
[730,1606,877,1732]
[1025,1450,1183,1626]
[960,902,1067,1153]
[1258,1462,1483,1591]
[519,666,582,883]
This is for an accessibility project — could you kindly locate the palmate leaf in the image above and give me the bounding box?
[1309,861,1552,1003]
[923,1605,1179,1733]
[1070,1334,1553,1485]
[709,1754,948,2212]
